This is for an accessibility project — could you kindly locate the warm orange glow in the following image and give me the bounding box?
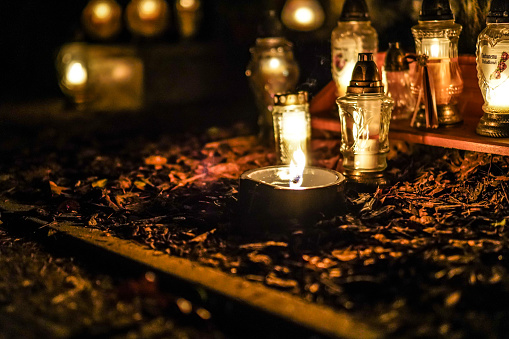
[281,0,324,32]
[93,2,112,21]
[289,146,306,188]
[138,0,161,20]
[66,62,88,87]
[178,0,196,9]
[294,7,314,25]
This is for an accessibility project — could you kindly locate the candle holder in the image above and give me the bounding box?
[82,0,122,40]
[383,42,415,120]
[272,91,311,165]
[175,0,202,40]
[239,166,345,230]
[57,43,92,106]
[126,0,169,38]
[337,53,394,185]
[331,0,378,98]
[246,12,300,143]
[476,0,509,137]
[410,0,463,128]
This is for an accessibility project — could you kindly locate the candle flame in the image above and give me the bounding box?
[278,145,306,188]
[179,0,196,9]
[294,7,314,25]
[139,0,160,19]
[93,2,112,20]
[289,146,306,188]
[66,62,88,86]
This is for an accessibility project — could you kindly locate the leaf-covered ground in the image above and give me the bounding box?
[2,121,509,338]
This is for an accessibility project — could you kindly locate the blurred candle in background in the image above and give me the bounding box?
[476,0,509,137]
[331,0,378,97]
[126,0,169,37]
[410,0,463,126]
[57,43,91,105]
[175,0,202,40]
[382,42,415,120]
[272,92,311,165]
[281,0,325,32]
[82,0,122,40]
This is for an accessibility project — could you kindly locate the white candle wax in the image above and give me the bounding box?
[280,111,309,165]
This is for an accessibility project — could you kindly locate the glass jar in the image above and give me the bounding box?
[331,0,378,98]
[337,54,393,175]
[411,0,463,125]
[476,0,509,137]
[57,43,92,105]
[246,37,300,142]
[272,91,311,165]
[383,42,415,120]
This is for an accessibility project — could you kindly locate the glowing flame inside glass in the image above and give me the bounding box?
[294,8,313,25]
[66,62,88,87]
[139,0,160,19]
[179,0,196,9]
[277,146,306,188]
[93,2,112,20]
[281,0,324,32]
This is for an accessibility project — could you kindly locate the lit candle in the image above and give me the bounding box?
[281,0,325,31]
[175,0,201,39]
[272,92,311,165]
[65,62,88,88]
[92,2,113,23]
[239,165,345,224]
[421,37,450,59]
[126,0,169,37]
[410,0,463,126]
[337,53,393,177]
[178,0,196,9]
[476,0,509,137]
[138,0,161,20]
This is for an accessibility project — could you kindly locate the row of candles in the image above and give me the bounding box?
[81,0,201,40]
[241,0,509,221]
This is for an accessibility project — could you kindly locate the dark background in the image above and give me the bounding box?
[0,0,490,103]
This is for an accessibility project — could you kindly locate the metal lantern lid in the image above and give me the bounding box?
[258,10,284,37]
[339,0,370,22]
[487,0,509,23]
[419,0,454,21]
[347,53,383,94]
[384,42,409,72]
[274,91,308,106]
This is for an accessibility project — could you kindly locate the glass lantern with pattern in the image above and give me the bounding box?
[410,0,463,126]
[476,0,509,137]
[337,53,394,181]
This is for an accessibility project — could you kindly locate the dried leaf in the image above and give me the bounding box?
[49,181,69,195]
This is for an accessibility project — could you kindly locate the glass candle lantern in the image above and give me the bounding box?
[383,42,415,120]
[246,36,300,143]
[476,0,509,137]
[273,91,311,165]
[410,0,463,126]
[175,0,202,40]
[57,43,92,105]
[126,0,169,38]
[82,0,122,40]
[337,53,394,178]
[331,0,378,98]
